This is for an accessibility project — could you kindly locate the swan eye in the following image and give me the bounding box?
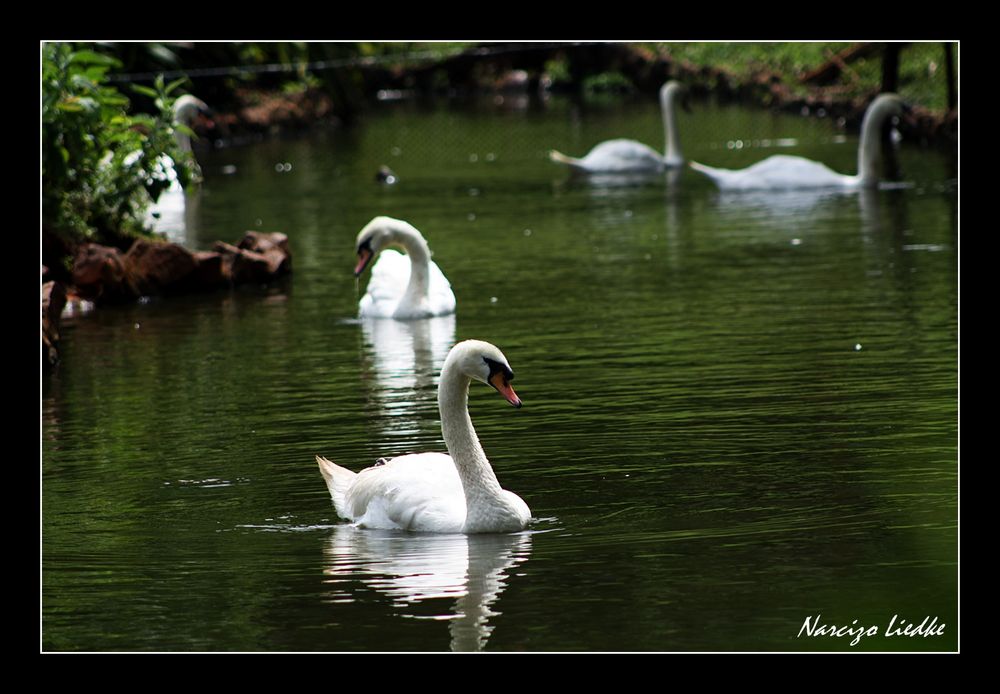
[483,357,513,384]
[483,356,521,408]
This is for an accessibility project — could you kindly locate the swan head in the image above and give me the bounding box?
[448,340,521,408]
[354,216,414,276]
[173,95,212,125]
[865,93,907,126]
[660,81,691,113]
[862,93,912,136]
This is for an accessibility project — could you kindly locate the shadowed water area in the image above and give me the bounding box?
[42,94,958,652]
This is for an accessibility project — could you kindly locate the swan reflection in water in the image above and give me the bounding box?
[359,314,456,444]
[146,186,201,243]
[554,164,682,192]
[321,525,533,651]
[712,186,859,221]
[704,176,913,233]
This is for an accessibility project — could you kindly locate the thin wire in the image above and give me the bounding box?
[105,42,577,84]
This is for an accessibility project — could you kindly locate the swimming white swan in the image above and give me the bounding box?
[143,95,211,238]
[354,216,457,320]
[689,93,905,190]
[317,339,531,534]
[549,80,688,173]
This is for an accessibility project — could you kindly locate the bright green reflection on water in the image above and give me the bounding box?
[42,95,957,652]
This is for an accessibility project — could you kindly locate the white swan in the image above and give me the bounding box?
[549,80,688,173]
[317,339,531,534]
[689,93,905,190]
[143,94,211,238]
[354,216,457,320]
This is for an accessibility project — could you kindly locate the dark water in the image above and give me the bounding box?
[41,95,958,652]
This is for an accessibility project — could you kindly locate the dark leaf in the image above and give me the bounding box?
[68,49,121,69]
[131,84,159,99]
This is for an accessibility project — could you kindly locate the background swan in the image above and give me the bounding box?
[689,93,905,190]
[143,95,211,239]
[549,80,688,173]
[354,216,457,320]
[317,339,531,534]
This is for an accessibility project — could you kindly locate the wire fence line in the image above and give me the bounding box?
[104,42,572,84]
[98,42,955,137]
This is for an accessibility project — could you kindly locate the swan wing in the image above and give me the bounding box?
[360,249,410,318]
[691,155,854,190]
[345,453,467,532]
[579,139,665,172]
[427,260,457,316]
[359,251,455,319]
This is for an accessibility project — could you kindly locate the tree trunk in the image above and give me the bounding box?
[881,43,901,93]
[943,42,957,111]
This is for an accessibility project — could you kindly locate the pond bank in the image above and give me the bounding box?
[192,43,957,148]
[42,232,292,368]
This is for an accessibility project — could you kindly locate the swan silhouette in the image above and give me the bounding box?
[354,216,457,320]
[143,94,211,239]
[549,81,688,173]
[689,93,906,190]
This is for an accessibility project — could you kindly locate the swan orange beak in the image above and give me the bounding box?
[354,246,374,277]
[490,372,521,408]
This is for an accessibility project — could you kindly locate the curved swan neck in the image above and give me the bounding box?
[438,363,505,506]
[389,223,433,303]
[660,84,683,165]
[173,97,203,154]
[856,95,898,185]
[174,130,192,154]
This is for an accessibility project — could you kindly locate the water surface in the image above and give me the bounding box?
[42,95,958,652]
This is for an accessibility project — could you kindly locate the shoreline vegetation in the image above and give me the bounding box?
[41,41,958,367]
[102,42,957,144]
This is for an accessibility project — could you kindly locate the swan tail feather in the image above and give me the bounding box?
[549,149,581,167]
[688,160,717,177]
[688,160,734,187]
[316,455,356,518]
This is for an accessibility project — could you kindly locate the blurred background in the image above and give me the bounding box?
[98,41,958,144]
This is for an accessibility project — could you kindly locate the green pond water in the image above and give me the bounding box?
[41,94,958,652]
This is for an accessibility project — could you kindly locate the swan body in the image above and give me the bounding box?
[354,216,457,320]
[549,80,687,173]
[317,340,531,534]
[689,93,905,191]
[143,95,210,237]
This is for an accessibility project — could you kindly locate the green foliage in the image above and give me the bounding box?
[652,42,956,112]
[583,71,634,94]
[281,73,321,95]
[543,56,572,86]
[42,42,200,246]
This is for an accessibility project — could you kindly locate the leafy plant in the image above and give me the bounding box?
[583,71,634,94]
[42,42,200,247]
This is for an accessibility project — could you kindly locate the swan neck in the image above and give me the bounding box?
[661,88,682,163]
[857,102,888,184]
[439,367,505,507]
[174,129,192,154]
[392,225,432,300]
